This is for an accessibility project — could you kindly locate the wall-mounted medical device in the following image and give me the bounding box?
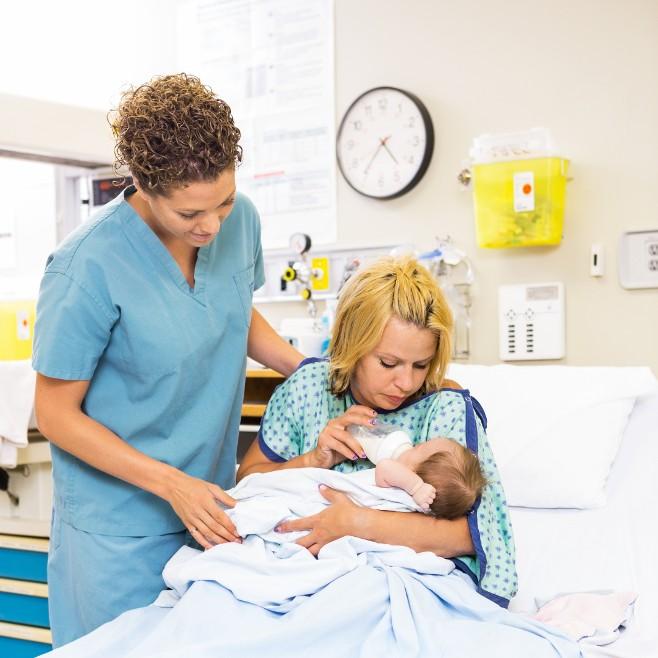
[0,300,35,361]
[618,229,658,289]
[498,282,565,360]
[419,238,474,359]
[87,170,133,211]
[459,128,570,249]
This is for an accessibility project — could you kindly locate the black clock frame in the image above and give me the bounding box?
[336,86,435,200]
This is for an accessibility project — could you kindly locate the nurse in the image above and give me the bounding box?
[32,73,303,647]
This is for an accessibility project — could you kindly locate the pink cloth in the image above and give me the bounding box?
[533,591,637,645]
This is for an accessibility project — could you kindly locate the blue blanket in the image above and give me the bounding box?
[45,469,581,658]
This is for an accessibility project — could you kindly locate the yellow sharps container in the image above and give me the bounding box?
[470,129,569,248]
[0,300,36,360]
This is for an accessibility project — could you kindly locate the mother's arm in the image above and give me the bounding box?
[237,404,376,480]
[275,485,474,558]
[238,438,474,558]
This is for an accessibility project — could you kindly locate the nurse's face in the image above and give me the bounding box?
[350,316,437,411]
[135,169,237,248]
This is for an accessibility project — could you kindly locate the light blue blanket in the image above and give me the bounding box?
[45,469,581,658]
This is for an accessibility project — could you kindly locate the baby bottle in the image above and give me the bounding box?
[347,423,413,464]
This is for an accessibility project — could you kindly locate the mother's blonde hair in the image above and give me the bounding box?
[329,256,453,397]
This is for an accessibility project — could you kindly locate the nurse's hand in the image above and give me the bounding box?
[275,485,363,555]
[307,405,377,469]
[165,472,241,550]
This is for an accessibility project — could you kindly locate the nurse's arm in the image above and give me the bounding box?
[247,308,304,376]
[34,374,241,548]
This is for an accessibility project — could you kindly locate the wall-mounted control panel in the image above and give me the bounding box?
[499,282,565,361]
[618,230,658,289]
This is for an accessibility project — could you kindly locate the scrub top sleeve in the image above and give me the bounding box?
[32,272,116,381]
[257,377,304,462]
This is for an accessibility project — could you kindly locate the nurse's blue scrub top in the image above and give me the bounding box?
[32,187,264,536]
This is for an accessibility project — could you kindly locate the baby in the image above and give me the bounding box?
[375,438,487,519]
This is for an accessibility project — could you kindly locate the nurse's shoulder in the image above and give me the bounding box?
[44,192,129,278]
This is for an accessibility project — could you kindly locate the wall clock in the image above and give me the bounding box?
[336,86,434,199]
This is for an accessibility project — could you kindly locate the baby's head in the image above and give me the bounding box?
[416,442,487,519]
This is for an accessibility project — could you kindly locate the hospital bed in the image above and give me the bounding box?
[448,364,658,657]
[508,390,658,657]
[27,365,658,657]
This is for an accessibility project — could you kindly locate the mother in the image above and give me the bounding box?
[239,256,516,605]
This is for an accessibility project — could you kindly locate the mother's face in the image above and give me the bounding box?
[350,316,438,411]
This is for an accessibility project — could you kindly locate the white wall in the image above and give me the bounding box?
[2,0,656,371]
[258,0,658,374]
[0,159,57,297]
[0,0,178,111]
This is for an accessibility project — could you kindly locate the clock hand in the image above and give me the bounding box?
[380,136,398,164]
[363,141,383,175]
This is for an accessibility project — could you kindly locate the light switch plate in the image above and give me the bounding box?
[618,230,658,289]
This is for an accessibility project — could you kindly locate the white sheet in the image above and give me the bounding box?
[508,393,658,657]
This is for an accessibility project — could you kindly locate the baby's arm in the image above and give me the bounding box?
[375,459,436,510]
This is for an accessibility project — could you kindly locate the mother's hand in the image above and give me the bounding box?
[275,485,365,556]
[306,405,377,469]
[165,471,242,550]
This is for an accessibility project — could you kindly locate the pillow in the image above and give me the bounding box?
[446,364,658,509]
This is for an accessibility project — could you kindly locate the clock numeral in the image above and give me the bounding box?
[393,170,401,183]
[407,116,416,128]
[407,155,415,165]
[411,135,420,147]
[353,120,363,130]
[378,98,387,111]
[346,139,355,150]
[364,105,373,117]
[350,158,359,169]
[378,175,385,188]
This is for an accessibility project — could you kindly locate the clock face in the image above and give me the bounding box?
[336,87,434,199]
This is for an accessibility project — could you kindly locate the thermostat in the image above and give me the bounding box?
[499,282,565,360]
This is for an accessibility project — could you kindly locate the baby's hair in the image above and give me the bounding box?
[416,444,487,520]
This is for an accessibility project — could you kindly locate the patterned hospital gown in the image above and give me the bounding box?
[258,358,517,607]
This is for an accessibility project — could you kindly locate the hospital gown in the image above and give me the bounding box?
[259,357,517,606]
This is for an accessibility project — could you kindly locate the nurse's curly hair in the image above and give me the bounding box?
[329,256,453,397]
[109,73,242,195]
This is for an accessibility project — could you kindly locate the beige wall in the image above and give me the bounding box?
[3,1,656,372]
[259,0,658,374]
[0,94,113,165]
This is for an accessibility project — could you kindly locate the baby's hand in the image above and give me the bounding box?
[412,483,436,510]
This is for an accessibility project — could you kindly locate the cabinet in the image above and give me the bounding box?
[238,369,285,461]
[0,534,52,656]
[0,369,286,655]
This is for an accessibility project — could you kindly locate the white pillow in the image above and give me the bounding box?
[447,364,658,509]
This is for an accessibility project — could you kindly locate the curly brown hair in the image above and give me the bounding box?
[109,73,242,195]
